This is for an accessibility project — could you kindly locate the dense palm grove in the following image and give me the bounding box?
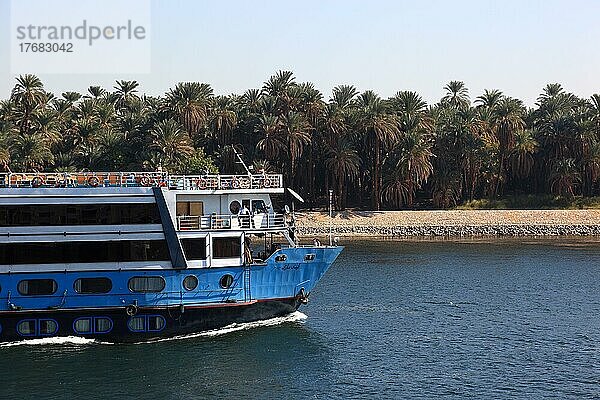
[1,72,600,210]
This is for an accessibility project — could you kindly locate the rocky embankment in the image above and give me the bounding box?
[296,210,600,237]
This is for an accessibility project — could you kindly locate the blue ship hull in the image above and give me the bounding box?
[0,246,342,342]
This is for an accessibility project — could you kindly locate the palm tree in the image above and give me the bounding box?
[11,74,48,136]
[325,139,360,208]
[356,91,399,210]
[8,133,53,171]
[476,89,503,109]
[492,97,525,195]
[441,81,470,109]
[255,115,285,161]
[549,158,581,198]
[509,129,537,180]
[166,82,213,137]
[150,119,194,171]
[114,80,140,111]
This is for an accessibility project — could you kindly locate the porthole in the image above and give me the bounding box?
[74,277,112,294]
[73,317,113,334]
[127,315,166,333]
[18,279,58,296]
[275,254,287,262]
[128,276,166,293]
[128,316,146,332]
[183,275,199,291]
[95,317,113,333]
[219,274,234,289]
[229,200,241,214]
[17,320,36,336]
[18,319,58,337]
[148,315,166,332]
[39,319,58,336]
[74,318,92,334]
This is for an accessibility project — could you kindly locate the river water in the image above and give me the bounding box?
[2,238,600,399]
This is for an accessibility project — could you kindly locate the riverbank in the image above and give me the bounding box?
[295,210,600,237]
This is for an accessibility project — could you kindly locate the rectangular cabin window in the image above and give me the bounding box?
[182,238,207,260]
[251,200,267,214]
[0,204,160,227]
[176,201,204,216]
[212,237,241,259]
[0,240,169,265]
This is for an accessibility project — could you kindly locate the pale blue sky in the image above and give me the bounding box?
[1,0,599,106]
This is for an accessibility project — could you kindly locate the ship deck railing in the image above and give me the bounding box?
[177,213,287,231]
[0,172,283,191]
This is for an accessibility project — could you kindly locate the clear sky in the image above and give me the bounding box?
[1,0,599,106]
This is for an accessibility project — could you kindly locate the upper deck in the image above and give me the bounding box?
[0,172,284,193]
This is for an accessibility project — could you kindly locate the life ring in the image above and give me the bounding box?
[126,304,138,316]
[197,179,207,189]
[231,178,240,189]
[140,176,151,187]
[240,178,250,189]
[263,178,271,188]
[88,176,100,187]
[31,177,43,188]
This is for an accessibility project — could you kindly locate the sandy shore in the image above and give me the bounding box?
[296,210,600,237]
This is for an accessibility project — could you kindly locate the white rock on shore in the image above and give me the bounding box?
[295,210,600,237]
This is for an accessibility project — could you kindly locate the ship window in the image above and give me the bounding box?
[183,275,199,291]
[127,315,166,333]
[17,279,57,296]
[229,201,241,214]
[17,319,58,337]
[39,319,58,336]
[74,318,92,334]
[304,254,316,261]
[213,237,241,259]
[275,254,287,262]
[0,203,161,227]
[74,277,112,294]
[182,238,207,260]
[95,318,113,333]
[0,240,169,265]
[128,316,146,332]
[148,316,166,332]
[219,274,234,289]
[251,200,267,214]
[128,276,166,293]
[17,320,36,336]
[73,317,113,334]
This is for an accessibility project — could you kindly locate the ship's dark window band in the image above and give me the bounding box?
[17,319,58,337]
[0,203,160,227]
[213,237,241,259]
[127,315,166,332]
[18,279,57,295]
[128,276,166,293]
[74,277,112,294]
[73,317,113,334]
[182,238,207,260]
[0,240,169,265]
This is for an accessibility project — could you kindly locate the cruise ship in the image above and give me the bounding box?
[0,172,342,342]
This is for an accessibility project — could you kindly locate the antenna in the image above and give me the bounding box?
[232,146,252,176]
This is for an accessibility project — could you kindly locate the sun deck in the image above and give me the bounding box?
[0,172,283,191]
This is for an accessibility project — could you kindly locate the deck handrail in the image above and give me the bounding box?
[177,213,288,231]
[0,172,283,190]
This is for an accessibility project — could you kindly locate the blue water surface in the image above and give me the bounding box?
[2,238,600,399]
